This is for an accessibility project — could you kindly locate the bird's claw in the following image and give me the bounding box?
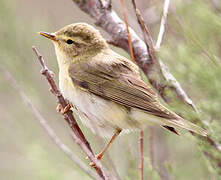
[56,103,71,115]
[49,70,55,78]
[86,154,103,168]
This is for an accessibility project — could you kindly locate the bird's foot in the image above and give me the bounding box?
[87,153,103,168]
[56,103,71,115]
[49,70,55,78]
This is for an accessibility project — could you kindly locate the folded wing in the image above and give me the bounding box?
[68,58,207,136]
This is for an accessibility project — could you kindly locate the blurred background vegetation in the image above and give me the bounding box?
[0,0,220,179]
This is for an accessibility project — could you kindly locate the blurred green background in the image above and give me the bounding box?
[0,0,220,179]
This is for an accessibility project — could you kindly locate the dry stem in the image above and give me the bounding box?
[148,127,154,170]
[32,46,109,180]
[120,0,135,62]
[139,130,144,180]
[155,0,171,50]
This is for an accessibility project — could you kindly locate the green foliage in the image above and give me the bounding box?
[159,0,221,177]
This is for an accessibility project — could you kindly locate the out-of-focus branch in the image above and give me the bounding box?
[139,130,144,180]
[208,0,221,14]
[0,64,100,180]
[155,0,171,50]
[148,127,154,170]
[154,129,171,180]
[72,0,221,174]
[120,0,135,62]
[32,47,109,180]
[131,0,186,106]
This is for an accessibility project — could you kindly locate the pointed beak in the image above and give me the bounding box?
[38,32,57,41]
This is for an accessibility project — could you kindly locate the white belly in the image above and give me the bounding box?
[59,75,142,137]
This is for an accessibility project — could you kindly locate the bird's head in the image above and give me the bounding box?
[39,23,108,64]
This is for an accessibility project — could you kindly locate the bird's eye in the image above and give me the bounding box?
[66,39,73,44]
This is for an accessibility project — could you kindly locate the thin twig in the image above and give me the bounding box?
[131,0,157,64]
[32,46,108,180]
[148,127,154,170]
[69,131,110,179]
[0,64,100,180]
[32,48,92,150]
[155,0,171,50]
[139,130,144,180]
[97,0,105,8]
[120,0,135,62]
[106,0,112,10]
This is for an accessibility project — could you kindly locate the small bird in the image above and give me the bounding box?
[39,23,207,161]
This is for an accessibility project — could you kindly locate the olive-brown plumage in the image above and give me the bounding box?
[39,23,207,139]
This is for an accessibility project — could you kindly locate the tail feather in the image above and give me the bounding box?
[163,126,180,135]
[165,118,207,137]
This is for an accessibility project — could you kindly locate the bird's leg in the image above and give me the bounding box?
[90,128,122,167]
[56,103,72,115]
[96,128,122,159]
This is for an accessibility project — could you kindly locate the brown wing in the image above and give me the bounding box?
[68,60,178,120]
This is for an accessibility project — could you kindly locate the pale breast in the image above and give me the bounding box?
[59,68,142,137]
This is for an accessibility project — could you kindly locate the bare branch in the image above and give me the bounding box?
[159,61,198,112]
[131,0,154,46]
[32,46,109,179]
[131,0,197,111]
[97,0,105,8]
[0,64,100,180]
[120,0,135,62]
[139,130,144,180]
[106,0,112,10]
[148,127,154,170]
[155,0,171,50]
[32,47,91,150]
[69,131,110,179]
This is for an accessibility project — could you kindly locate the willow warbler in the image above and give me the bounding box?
[39,23,206,159]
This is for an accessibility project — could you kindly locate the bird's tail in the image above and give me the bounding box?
[164,118,207,136]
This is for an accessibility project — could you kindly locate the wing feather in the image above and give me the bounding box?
[68,59,177,120]
[68,56,207,136]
